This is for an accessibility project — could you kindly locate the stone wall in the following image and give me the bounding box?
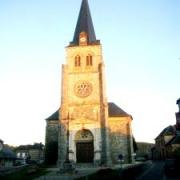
[108,117,133,163]
[58,42,110,166]
[45,120,59,165]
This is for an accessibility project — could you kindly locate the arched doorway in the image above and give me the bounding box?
[75,129,94,163]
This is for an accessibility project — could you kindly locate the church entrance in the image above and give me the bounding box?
[75,129,94,163]
[76,142,93,163]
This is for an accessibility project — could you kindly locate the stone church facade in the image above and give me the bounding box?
[45,0,134,166]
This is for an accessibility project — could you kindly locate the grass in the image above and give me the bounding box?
[0,164,49,180]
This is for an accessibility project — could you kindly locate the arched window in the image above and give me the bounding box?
[75,129,94,141]
[75,55,81,67]
[86,54,93,66]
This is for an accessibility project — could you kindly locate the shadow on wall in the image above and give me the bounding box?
[110,132,133,163]
[44,141,58,165]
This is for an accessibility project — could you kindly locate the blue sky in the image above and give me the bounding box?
[0,0,179,145]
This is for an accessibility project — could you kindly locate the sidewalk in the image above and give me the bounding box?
[34,166,98,180]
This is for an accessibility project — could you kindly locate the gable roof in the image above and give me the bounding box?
[15,143,44,151]
[46,109,59,121]
[166,131,180,145]
[70,0,99,46]
[46,103,132,121]
[0,148,16,159]
[108,102,132,118]
[155,125,176,140]
[169,135,180,145]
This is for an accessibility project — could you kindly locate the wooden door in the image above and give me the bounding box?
[76,142,94,163]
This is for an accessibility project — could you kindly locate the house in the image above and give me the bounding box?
[153,125,176,159]
[15,143,44,164]
[0,140,16,168]
[153,98,180,160]
[166,131,180,158]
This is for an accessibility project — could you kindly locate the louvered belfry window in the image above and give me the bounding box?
[75,55,81,67]
[86,54,92,66]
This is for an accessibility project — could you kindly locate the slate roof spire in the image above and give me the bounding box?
[70,0,99,46]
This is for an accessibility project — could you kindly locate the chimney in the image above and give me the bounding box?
[176,98,180,130]
[177,98,180,112]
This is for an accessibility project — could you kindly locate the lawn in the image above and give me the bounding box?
[0,164,49,180]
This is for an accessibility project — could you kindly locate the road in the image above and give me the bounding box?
[136,161,180,180]
[34,161,180,180]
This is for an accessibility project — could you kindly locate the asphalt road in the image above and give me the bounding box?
[136,161,180,180]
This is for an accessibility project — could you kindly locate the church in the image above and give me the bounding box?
[45,0,134,166]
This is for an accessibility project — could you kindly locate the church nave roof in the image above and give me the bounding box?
[46,103,132,121]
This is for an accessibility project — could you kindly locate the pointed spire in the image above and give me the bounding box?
[70,0,99,46]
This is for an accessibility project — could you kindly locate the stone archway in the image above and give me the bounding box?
[75,129,94,163]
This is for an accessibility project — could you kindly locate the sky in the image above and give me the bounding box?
[0,0,179,146]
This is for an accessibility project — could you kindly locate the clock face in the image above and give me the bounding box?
[80,37,86,42]
[74,81,92,98]
[79,32,87,45]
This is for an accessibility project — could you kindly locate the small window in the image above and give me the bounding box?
[86,55,93,66]
[17,152,20,158]
[22,152,26,158]
[75,55,81,67]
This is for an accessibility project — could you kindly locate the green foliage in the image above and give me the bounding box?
[0,165,48,180]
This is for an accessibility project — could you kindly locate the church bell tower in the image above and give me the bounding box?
[58,0,111,166]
